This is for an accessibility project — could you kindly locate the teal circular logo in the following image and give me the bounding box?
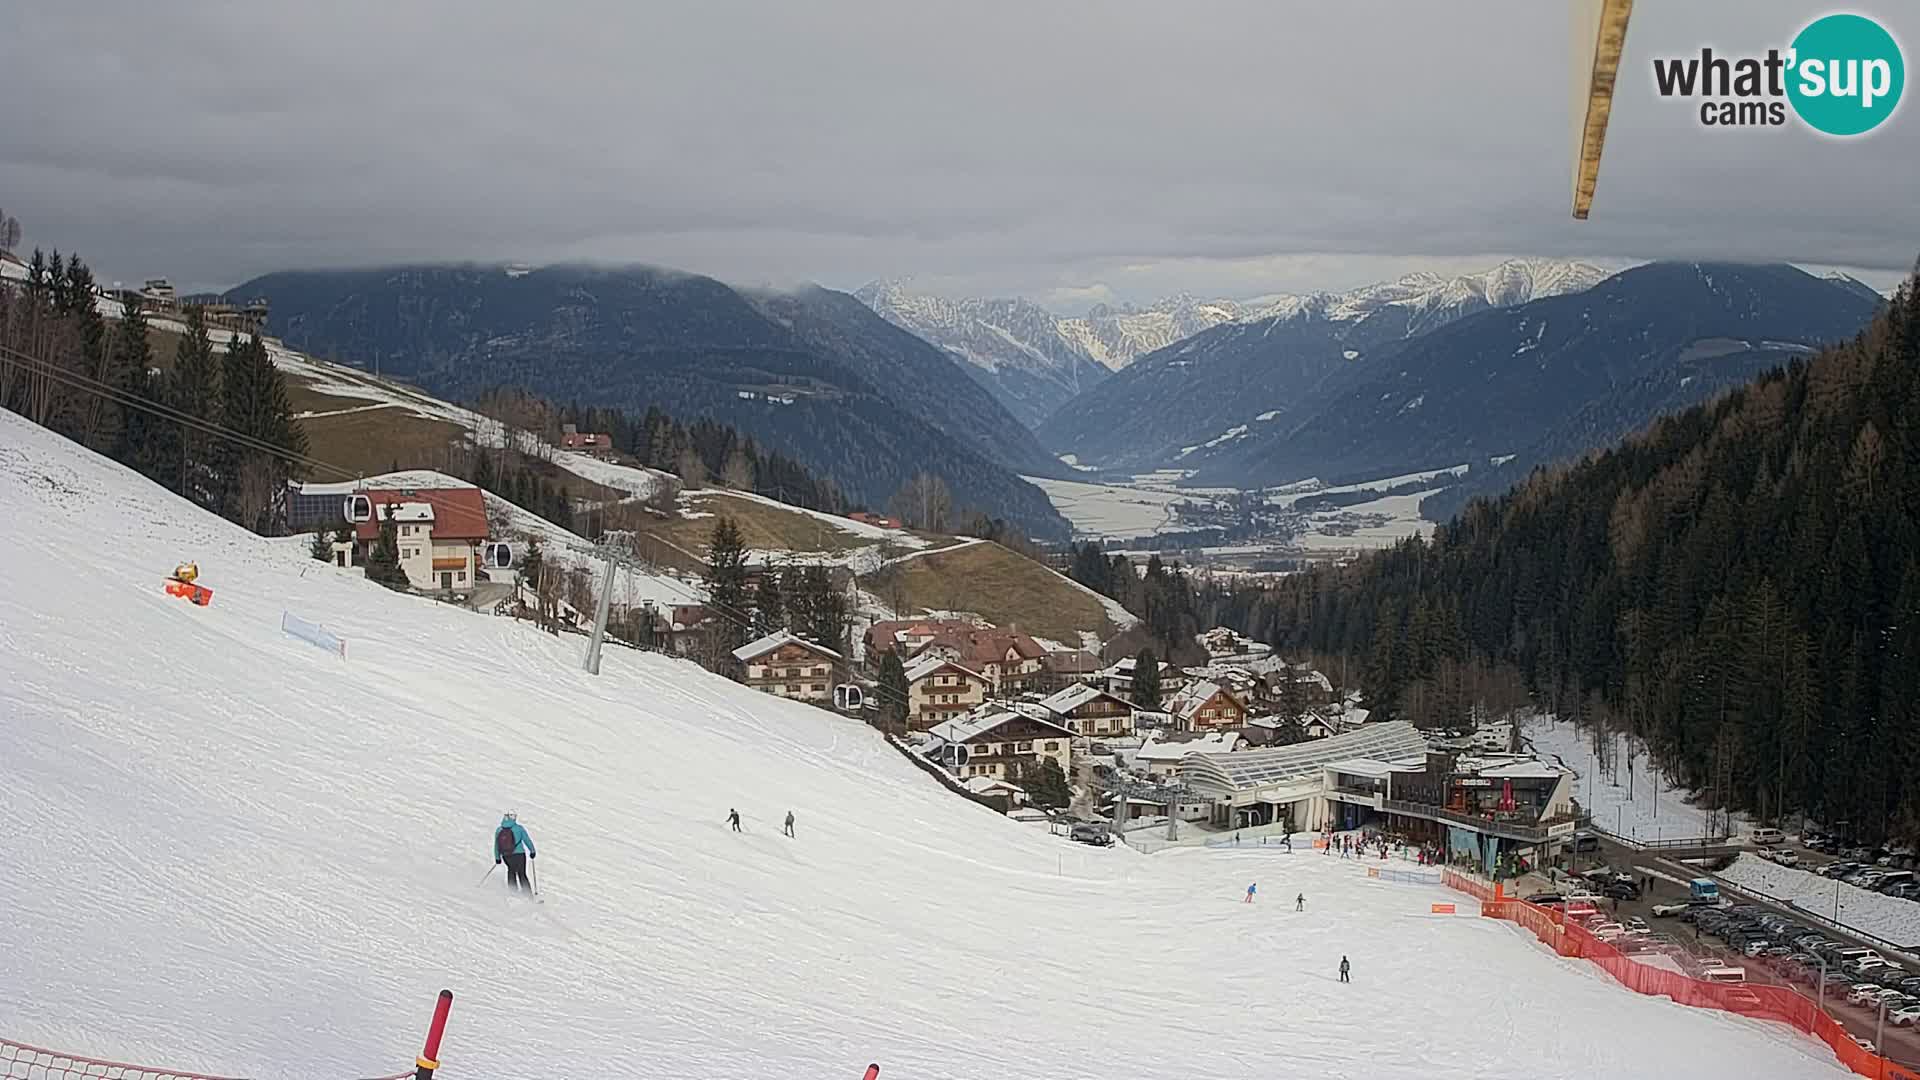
[1788,14,1904,136]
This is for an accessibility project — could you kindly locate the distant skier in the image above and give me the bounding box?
[1296,892,1305,912]
[1245,882,1257,904]
[784,810,796,838]
[727,808,743,832]
[492,812,536,895]
[1339,955,1351,983]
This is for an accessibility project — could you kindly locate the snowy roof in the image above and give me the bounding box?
[1136,732,1240,762]
[1166,680,1239,722]
[1477,761,1568,781]
[731,630,843,663]
[1179,721,1429,793]
[1037,683,1127,715]
[962,775,1023,796]
[903,655,987,684]
[929,710,1073,745]
[385,502,434,523]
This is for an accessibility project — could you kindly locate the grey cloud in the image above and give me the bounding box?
[1,1,1914,302]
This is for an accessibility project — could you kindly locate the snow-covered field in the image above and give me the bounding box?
[1523,716,1746,842]
[1720,855,1920,949]
[1021,474,1196,538]
[1027,469,1441,552]
[1290,488,1439,551]
[0,412,1854,1080]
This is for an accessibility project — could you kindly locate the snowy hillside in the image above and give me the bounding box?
[0,412,1854,1080]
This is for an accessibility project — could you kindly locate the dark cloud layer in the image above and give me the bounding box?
[2,1,1915,302]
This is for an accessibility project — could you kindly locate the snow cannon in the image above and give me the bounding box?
[165,562,213,606]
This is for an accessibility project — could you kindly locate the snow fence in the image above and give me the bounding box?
[282,610,348,659]
[1441,870,1920,1080]
[0,1037,408,1080]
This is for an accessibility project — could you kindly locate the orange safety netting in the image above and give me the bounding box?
[1,1038,411,1080]
[1438,871,1920,1080]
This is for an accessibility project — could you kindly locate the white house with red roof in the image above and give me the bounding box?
[347,486,490,592]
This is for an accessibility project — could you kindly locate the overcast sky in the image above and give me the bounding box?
[3,1,1915,309]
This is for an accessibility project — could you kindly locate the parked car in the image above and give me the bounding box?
[1069,824,1113,846]
[1652,902,1691,918]
[1752,827,1787,846]
[1848,984,1886,1006]
[1604,882,1640,901]
[1851,1037,1877,1054]
[1525,892,1564,905]
[1893,1005,1920,1027]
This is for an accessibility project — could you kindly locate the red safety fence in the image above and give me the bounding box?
[1439,871,1920,1080]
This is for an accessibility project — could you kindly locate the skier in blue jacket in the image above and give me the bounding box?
[492,812,537,894]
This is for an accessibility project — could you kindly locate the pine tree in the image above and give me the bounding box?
[213,334,307,533]
[878,650,910,733]
[703,515,751,669]
[801,564,846,654]
[752,566,786,636]
[310,528,334,562]
[1131,648,1161,708]
[363,515,408,590]
[1022,757,1072,811]
[110,294,166,478]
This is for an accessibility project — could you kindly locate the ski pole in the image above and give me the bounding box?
[479,863,499,887]
[531,861,540,897]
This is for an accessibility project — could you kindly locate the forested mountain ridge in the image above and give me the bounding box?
[1215,265,1920,841]
[227,265,1070,539]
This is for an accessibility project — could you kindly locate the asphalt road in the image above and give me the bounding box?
[1572,835,1920,1066]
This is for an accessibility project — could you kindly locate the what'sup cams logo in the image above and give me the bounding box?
[1653,12,1904,135]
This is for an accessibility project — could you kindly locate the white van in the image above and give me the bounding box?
[1702,966,1747,984]
[1752,827,1786,846]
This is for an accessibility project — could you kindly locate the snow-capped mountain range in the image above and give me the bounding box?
[1238,258,1612,332]
[857,259,1609,429]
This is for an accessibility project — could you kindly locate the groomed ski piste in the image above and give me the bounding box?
[0,409,1853,1079]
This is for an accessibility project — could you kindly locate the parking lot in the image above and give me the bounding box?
[1565,835,1920,1067]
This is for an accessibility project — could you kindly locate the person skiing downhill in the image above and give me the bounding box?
[783,810,795,838]
[493,812,536,894]
[1339,956,1351,983]
[727,808,742,832]
[1296,893,1305,912]
[1244,882,1257,904]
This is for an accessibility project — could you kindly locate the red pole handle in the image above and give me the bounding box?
[416,990,453,1078]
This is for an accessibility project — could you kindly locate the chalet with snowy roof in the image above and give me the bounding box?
[1242,712,1338,747]
[1131,731,1243,778]
[1166,680,1248,733]
[1037,683,1135,738]
[1036,648,1102,694]
[905,626,1048,696]
[1095,655,1185,703]
[927,710,1073,783]
[863,618,979,661]
[328,486,489,592]
[904,656,991,730]
[847,511,904,529]
[732,631,843,703]
[559,423,613,457]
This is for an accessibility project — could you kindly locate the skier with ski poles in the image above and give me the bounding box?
[784,810,796,838]
[492,811,537,895]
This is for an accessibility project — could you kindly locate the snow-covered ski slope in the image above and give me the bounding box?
[0,411,1850,1079]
